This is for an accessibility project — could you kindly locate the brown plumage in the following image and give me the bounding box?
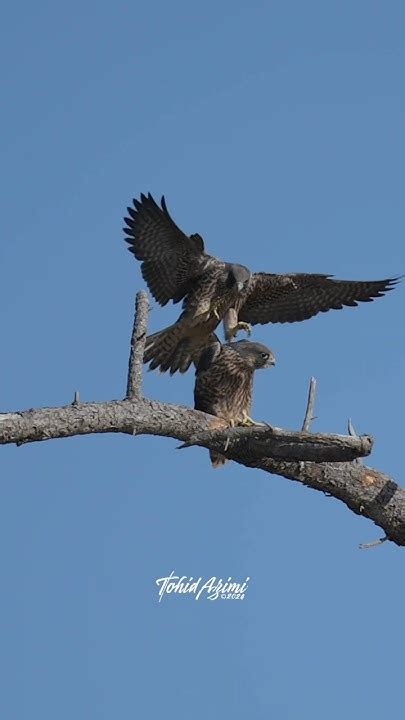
[194,339,276,467]
[124,193,399,371]
[235,273,398,327]
[124,193,251,373]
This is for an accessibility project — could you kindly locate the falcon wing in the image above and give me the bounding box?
[238,273,399,325]
[124,193,210,306]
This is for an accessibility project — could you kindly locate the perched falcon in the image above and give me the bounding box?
[123,193,398,373]
[194,339,276,467]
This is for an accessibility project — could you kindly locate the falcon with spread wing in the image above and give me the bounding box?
[123,193,398,373]
[194,339,276,467]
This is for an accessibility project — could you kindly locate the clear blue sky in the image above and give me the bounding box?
[1,1,404,717]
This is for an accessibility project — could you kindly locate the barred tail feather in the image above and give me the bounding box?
[144,322,197,374]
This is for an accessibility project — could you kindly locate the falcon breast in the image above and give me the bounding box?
[194,339,276,467]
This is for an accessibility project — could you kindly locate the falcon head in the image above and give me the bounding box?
[226,264,252,293]
[227,340,276,369]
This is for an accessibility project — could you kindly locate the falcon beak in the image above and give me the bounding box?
[268,358,276,367]
[237,281,244,292]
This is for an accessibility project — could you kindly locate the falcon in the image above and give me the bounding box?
[194,339,276,467]
[123,193,398,373]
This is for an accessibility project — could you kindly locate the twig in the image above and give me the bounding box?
[348,418,362,464]
[126,291,149,398]
[359,536,388,550]
[348,418,357,436]
[301,377,317,432]
[72,391,80,406]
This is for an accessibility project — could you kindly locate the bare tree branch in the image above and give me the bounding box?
[0,399,226,446]
[0,397,403,544]
[178,424,372,462]
[246,459,405,547]
[302,377,317,431]
[126,290,148,398]
[2,291,405,547]
[359,536,388,550]
[0,401,370,461]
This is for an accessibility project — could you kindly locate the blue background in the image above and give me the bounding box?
[1,1,404,717]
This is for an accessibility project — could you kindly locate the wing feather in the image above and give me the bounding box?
[239,273,399,325]
[123,193,209,305]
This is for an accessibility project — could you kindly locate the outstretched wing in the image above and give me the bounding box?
[239,273,399,325]
[124,193,210,306]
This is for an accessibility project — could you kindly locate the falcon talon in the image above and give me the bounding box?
[240,412,267,427]
[227,321,253,340]
[238,322,252,336]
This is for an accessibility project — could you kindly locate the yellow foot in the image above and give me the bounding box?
[227,321,252,340]
[240,413,267,427]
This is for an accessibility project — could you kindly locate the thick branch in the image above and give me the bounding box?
[126,291,149,398]
[0,399,227,446]
[248,457,405,548]
[0,398,404,545]
[179,424,372,462]
[0,401,370,462]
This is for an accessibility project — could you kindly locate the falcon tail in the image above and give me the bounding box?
[210,450,228,468]
[144,321,209,374]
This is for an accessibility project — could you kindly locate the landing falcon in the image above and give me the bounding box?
[123,193,398,373]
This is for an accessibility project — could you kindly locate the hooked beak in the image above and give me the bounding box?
[237,281,244,292]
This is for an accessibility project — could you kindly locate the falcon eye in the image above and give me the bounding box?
[261,353,269,360]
